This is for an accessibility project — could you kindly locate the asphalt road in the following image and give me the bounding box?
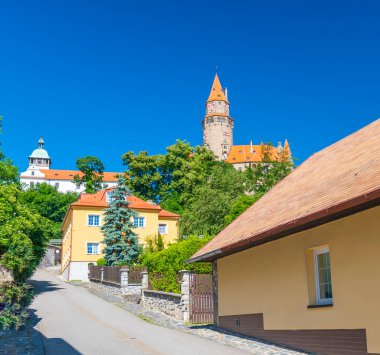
[29,270,246,355]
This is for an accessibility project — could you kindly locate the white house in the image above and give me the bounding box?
[20,138,120,193]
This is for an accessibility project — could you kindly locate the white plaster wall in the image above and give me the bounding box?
[67,261,93,281]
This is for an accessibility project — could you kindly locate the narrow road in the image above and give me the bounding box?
[29,270,246,355]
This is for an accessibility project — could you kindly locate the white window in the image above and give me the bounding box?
[158,224,167,235]
[106,192,113,204]
[86,242,99,255]
[55,182,59,189]
[314,247,333,304]
[88,215,100,226]
[133,216,145,228]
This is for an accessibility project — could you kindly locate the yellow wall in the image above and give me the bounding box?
[61,206,179,264]
[217,206,380,353]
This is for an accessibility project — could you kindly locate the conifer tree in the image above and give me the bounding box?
[101,176,140,265]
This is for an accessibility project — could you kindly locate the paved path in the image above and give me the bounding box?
[29,269,246,355]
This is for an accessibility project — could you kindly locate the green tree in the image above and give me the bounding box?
[101,176,139,265]
[19,183,78,239]
[122,140,217,213]
[73,156,105,193]
[224,194,261,225]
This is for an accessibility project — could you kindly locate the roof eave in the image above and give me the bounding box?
[187,188,380,263]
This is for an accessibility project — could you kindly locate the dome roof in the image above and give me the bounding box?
[29,137,51,160]
[29,148,50,159]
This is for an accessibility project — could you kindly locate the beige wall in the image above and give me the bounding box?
[217,206,380,353]
[61,206,179,265]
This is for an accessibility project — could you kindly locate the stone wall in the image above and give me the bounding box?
[88,267,144,300]
[141,290,182,320]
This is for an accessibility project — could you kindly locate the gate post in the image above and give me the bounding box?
[120,267,129,295]
[179,270,191,322]
[212,260,219,326]
[100,267,104,283]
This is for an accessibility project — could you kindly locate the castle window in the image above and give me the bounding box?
[55,182,59,189]
[30,182,34,188]
[31,171,35,176]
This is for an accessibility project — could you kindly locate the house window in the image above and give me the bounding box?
[314,247,333,304]
[158,224,167,235]
[86,242,99,255]
[133,216,145,228]
[31,171,35,176]
[106,192,113,204]
[55,182,59,189]
[88,215,100,226]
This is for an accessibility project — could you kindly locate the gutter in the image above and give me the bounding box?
[187,187,380,264]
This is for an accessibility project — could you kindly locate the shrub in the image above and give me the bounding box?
[141,235,212,293]
[96,258,107,266]
[0,282,34,330]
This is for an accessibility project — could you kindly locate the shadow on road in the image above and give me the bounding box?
[0,309,80,354]
[28,279,63,295]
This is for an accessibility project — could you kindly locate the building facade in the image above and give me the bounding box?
[190,119,380,354]
[61,189,179,281]
[202,74,291,167]
[20,138,119,193]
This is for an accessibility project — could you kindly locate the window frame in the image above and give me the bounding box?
[133,216,145,228]
[86,242,100,255]
[88,214,101,227]
[158,223,168,235]
[314,247,333,305]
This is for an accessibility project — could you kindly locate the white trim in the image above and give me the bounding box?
[158,223,168,235]
[314,247,333,305]
[133,216,146,228]
[86,241,100,255]
[87,214,101,227]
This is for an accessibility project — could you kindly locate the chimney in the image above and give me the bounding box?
[224,87,228,100]
[250,139,253,154]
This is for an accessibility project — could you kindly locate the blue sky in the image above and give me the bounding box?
[1,0,380,172]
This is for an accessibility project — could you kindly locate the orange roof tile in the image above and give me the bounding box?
[225,143,287,164]
[41,169,120,182]
[189,119,380,262]
[158,209,180,218]
[71,188,180,219]
[207,73,228,103]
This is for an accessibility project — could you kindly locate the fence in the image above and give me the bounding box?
[88,265,103,282]
[103,266,121,284]
[129,265,146,284]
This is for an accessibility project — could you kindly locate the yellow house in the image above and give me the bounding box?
[189,119,380,355]
[61,189,179,281]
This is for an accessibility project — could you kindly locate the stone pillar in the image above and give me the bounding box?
[141,271,148,302]
[120,267,129,295]
[141,271,148,289]
[179,270,191,322]
[100,267,104,283]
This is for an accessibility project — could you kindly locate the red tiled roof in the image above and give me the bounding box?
[71,189,180,218]
[225,142,291,164]
[41,169,120,182]
[189,119,380,262]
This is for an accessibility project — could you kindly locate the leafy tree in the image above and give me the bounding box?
[101,176,139,265]
[122,140,217,212]
[73,156,105,193]
[224,194,261,225]
[19,183,78,239]
[244,143,294,195]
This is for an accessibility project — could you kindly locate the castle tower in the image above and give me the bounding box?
[28,137,51,170]
[202,73,234,160]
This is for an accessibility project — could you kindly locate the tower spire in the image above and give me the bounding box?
[38,137,44,149]
[207,73,228,103]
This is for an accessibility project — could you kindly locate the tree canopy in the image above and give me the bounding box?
[123,140,294,238]
[73,156,105,193]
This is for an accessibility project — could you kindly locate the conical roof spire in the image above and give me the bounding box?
[207,73,228,103]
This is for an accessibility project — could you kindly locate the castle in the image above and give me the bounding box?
[202,73,290,169]
[20,138,119,193]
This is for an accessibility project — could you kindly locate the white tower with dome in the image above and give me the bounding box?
[28,137,51,170]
